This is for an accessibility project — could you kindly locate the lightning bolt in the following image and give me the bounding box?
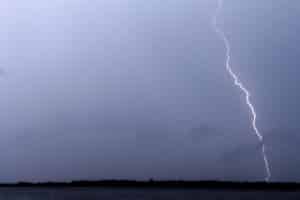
[212,0,271,182]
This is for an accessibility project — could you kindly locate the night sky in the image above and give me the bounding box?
[0,0,299,182]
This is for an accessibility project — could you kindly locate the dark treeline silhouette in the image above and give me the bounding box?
[1,180,300,190]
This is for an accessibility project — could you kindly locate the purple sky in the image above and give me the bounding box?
[0,0,299,182]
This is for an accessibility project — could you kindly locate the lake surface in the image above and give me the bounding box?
[0,188,299,199]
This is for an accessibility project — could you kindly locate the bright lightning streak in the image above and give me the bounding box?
[212,0,271,182]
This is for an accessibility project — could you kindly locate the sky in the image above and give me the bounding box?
[0,0,299,182]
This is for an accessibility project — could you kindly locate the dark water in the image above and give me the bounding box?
[0,188,299,200]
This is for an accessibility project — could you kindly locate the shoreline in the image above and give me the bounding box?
[0,180,299,191]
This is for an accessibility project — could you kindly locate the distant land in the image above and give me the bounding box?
[2,180,300,191]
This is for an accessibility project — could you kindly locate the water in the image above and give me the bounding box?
[0,188,299,200]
